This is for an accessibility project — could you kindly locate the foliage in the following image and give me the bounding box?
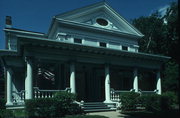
[119,92,140,111]
[139,94,162,112]
[162,91,178,106]
[140,93,176,112]
[0,109,13,118]
[120,91,177,112]
[132,1,179,96]
[0,99,5,109]
[25,91,82,118]
[162,61,179,92]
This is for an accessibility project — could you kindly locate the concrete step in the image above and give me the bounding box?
[81,102,116,112]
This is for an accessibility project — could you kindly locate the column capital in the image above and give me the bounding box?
[6,66,13,74]
[25,56,34,63]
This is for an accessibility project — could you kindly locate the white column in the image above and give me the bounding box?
[25,58,33,99]
[70,62,76,93]
[104,65,111,103]
[156,70,162,95]
[133,68,138,92]
[6,68,13,106]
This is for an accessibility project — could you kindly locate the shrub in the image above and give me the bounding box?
[25,98,57,118]
[0,109,13,118]
[161,91,178,110]
[139,94,161,112]
[0,99,5,109]
[25,91,82,118]
[140,93,175,112]
[119,92,140,111]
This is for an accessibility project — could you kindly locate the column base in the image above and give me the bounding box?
[103,100,113,103]
[6,102,13,106]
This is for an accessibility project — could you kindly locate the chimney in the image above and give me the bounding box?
[5,16,12,28]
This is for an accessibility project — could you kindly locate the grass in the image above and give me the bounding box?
[122,109,180,118]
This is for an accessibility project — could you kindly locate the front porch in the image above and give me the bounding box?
[1,37,167,110]
[7,60,161,109]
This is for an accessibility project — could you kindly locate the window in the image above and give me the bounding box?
[99,42,107,47]
[122,46,128,51]
[74,38,82,44]
[96,18,108,26]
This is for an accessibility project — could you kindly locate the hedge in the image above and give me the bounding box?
[119,92,140,111]
[119,92,177,112]
[25,91,82,118]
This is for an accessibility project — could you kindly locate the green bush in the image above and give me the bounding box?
[140,93,175,112]
[139,94,161,112]
[25,91,82,118]
[119,92,140,111]
[25,98,57,118]
[120,92,175,112]
[0,99,5,109]
[0,109,13,118]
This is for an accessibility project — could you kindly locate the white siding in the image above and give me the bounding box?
[108,42,120,50]
[84,39,98,46]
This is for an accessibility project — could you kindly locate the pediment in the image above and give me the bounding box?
[54,2,144,37]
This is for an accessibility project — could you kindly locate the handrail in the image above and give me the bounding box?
[33,87,71,99]
[12,90,25,104]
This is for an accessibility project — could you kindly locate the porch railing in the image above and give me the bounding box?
[110,88,158,102]
[12,90,25,105]
[110,88,134,102]
[12,87,71,104]
[33,87,71,99]
[138,89,158,95]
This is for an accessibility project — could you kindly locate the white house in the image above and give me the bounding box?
[0,2,170,111]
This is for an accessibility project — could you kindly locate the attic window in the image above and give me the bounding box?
[96,18,108,26]
[99,42,107,47]
[74,38,82,44]
[122,46,128,51]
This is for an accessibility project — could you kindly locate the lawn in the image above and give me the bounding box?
[122,109,180,118]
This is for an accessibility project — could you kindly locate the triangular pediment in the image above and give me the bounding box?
[54,2,144,37]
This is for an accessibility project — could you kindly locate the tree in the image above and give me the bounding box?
[131,2,179,94]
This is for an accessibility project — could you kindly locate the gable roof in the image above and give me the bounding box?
[49,1,144,38]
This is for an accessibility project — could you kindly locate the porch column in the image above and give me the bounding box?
[133,68,138,92]
[6,68,13,106]
[25,57,33,99]
[104,64,111,103]
[70,62,76,93]
[156,70,162,95]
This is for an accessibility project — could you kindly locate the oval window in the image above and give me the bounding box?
[96,18,108,26]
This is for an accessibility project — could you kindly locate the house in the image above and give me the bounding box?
[0,2,170,111]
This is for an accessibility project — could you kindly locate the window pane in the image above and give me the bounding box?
[74,38,82,43]
[100,42,106,47]
[122,46,128,50]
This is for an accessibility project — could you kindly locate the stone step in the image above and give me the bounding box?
[84,108,116,112]
[81,102,116,112]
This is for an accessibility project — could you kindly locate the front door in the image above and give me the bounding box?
[76,66,105,102]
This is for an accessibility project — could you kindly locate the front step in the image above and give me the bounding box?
[81,102,116,112]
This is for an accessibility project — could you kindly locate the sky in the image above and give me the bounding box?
[0,0,177,49]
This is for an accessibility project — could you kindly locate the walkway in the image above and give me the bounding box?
[88,111,136,118]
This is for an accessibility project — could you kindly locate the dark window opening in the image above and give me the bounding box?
[122,46,128,50]
[74,38,82,44]
[96,18,108,26]
[100,42,107,47]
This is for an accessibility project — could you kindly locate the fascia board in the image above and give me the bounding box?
[4,28,45,36]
